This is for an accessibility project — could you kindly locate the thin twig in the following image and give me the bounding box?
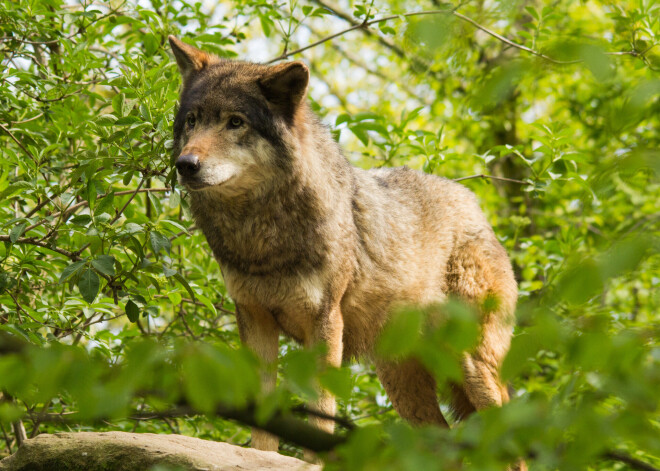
[109,178,145,226]
[7,292,60,328]
[153,295,234,316]
[310,0,408,59]
[452,174,529,184]
[0,123,38,162]
[451,11,577,64]
[18,88,80,103]
[0,236,79,260]
[55,313,124,340]
[10,113,45,125]
[23,187,171,235]
[176,307,198,339]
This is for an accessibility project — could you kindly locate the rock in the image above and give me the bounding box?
[0,431,320,471]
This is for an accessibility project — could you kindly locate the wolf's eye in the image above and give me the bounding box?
[186,114,196,128]
[228,116,244,129]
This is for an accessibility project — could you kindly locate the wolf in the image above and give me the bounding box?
[169,35,521,466]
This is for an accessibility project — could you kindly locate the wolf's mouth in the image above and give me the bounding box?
[178,174,234,191]
[180,181,208,191]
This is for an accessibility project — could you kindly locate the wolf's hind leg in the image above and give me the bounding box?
[446,237,516,413]
[447,239,527,471]
[376,359,449,427]
[449,383,476,420]
[458,315,514,412]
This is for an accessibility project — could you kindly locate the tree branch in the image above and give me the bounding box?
[309,0,409,60]
[39,403,347,453]
[11,421,26,448]
[271,3,647,66]
[10,113,44,125]
[0,2,128,46]
[269,8,452,63]
[604,451,660,471]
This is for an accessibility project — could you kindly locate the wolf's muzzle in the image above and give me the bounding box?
[176,154,200,177]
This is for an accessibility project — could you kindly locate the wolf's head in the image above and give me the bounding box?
[169,36,309,195]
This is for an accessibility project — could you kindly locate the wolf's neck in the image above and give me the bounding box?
[188,175,329,276]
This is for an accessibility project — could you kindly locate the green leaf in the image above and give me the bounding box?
[122,171,134,186]
[525,6,539,20]
[149,230,171,256]
[259,15,273,37]
[91,255,116,277]
[196,293,217,316]
[143,33,159,56]
[95,114,117,126]
[349,125,370,146]
[9,222,27,243]
[335,113,351,126]
[147,191,163,216]
[174,273,196,301]
[282,349,319,399]
[111,93,125,117]
[376,307,423,358]
[168,190,180,208]
[320,367,353,400]
[95,192,115,216]
[125,299,140,322]
[0,182,33,201]
[78,268,100,303]
[59,260,86,283]
[167,291,182,305]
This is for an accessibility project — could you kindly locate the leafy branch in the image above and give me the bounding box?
[0,235,81,260]
[28,396,660,471]
[270,2,653,66]
[23,187,172,236]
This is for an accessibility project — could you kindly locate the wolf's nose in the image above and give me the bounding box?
[176,154,200,177]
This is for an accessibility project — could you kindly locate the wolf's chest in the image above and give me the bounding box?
[221,266,328,343]
[222,266,323,304]
[196,208,328,279]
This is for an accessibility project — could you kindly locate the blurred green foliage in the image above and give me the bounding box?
[0,0,658,469]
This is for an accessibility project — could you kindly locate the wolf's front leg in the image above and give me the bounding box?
[303,305,343,461]
[236,304,280,451]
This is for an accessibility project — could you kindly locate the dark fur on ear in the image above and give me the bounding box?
[258,61,309,122]
[169,35,215,83]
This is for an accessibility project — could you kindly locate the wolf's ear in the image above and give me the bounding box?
[169,36,213,82]
[259,61,309,120]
